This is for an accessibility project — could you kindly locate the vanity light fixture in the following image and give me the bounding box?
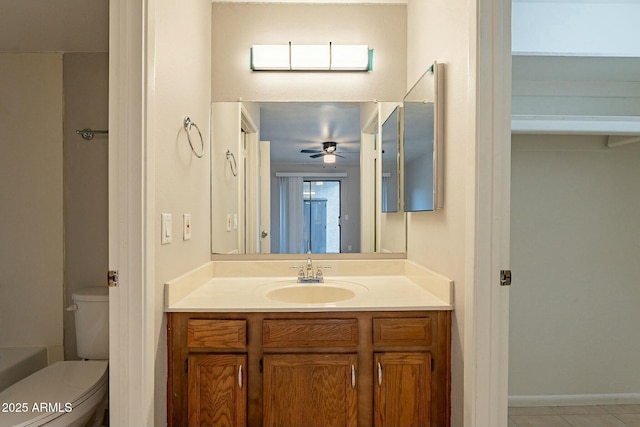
[323,154,337,164]
[251,43,372,71]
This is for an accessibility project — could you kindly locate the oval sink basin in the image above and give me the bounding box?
[267,285,355,304]
[262,280,366,304]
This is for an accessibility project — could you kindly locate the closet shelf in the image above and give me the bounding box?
[511,114,640,136]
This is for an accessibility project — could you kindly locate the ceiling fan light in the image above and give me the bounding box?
[323,154,336,164]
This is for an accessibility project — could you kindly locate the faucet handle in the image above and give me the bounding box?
[290,265,305,280]
[315,265,331,279]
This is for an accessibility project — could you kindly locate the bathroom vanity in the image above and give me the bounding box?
[165,260,453,427]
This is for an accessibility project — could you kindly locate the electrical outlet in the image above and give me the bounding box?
[233,213,238,230]
[183,214,192,240]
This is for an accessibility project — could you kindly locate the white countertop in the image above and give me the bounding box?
[165,260,453,312]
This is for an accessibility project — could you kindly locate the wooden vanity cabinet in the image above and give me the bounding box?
[168,311,450,427]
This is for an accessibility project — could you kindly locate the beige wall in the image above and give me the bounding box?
[406,1,472,425]
[63,52,109,360]
[510,134,640,400]
[0,53,64,363]
[153,0,212,423]
[211,3,407,102]
[210,102,242,254]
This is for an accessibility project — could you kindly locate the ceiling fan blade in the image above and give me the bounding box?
[335,153,346,158]
[309,153,324,158]
[301,149,322,153]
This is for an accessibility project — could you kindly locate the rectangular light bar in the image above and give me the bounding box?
[251,44,290,70]
[291,44,330,70]
[331,44,370,70]
[251,43,371,71]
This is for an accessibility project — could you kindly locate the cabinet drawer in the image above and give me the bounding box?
[373,318,432,346]
[186,319,247,349]
[263,319,358,348]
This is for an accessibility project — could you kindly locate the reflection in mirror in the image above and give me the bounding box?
[403,62,445,211]
[210,101,408,255]
[381,106,400,213]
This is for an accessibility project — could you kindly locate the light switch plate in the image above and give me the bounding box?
[161,213,172,244]
[183,214,192,240]
[226,214,232,232]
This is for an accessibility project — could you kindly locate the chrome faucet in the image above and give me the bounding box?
[305,254,314,279]
[290,252,330,283]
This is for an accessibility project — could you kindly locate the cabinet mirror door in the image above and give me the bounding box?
[403,62,445,212]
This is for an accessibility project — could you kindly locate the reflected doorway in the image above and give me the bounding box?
[303,181,341,253]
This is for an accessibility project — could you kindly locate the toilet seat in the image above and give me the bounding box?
[0,361,108,427]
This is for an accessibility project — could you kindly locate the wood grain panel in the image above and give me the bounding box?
[374,352,431,427]
[187,319,246,349]
[372,318,431,346]
[263,318,358,348]
[188,354,247,427]
[263,354,358,427]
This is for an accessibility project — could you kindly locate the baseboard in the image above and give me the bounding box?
[509,394,640,407]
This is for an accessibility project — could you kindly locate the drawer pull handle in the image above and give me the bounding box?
[377,362,382,387]
[351,365,356,389]
[238,365,243,389]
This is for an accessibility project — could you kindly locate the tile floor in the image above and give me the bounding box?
[509,405,640,427]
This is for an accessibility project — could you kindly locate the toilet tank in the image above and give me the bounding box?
[72,287,109,360]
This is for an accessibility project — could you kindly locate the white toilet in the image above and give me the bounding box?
[0,287,109,427]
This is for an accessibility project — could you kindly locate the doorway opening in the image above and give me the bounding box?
[303,180,341,254]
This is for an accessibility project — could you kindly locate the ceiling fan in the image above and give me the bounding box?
[300,141,347,162]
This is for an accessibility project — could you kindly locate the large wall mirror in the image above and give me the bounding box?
[403,62,445,211]
[210,101,406,256]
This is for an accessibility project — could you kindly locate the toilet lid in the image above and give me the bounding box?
[0,361,108,427]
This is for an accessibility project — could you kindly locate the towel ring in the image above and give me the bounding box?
[226,150,238,176]
[183,117,204,158]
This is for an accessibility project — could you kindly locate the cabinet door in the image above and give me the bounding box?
[263,354,358,427]
[188,354,247,427]
[374,352,431,427]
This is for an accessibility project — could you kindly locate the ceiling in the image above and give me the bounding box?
[259,102,363,165]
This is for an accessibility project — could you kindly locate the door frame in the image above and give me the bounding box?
[465,0,512,425]
[108,0,512,425]
[108,0,155,425]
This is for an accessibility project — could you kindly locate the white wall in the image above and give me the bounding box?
[512,56,640,118]
[211,3,407,102]
[406,1,473,425]
[0,53,64,363]
[63,52,109,360]
[210,102,242,254]
[510,134,640,401]
[152,0,212,423]
[512,1,640,57]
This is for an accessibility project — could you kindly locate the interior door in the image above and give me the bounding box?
[259,140,271,253]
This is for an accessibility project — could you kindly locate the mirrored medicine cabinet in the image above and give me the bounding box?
[403,61,445,212]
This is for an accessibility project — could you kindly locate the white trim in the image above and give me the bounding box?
[108,0,155,425]
[509,394,640,407]
[465,0,511,425]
